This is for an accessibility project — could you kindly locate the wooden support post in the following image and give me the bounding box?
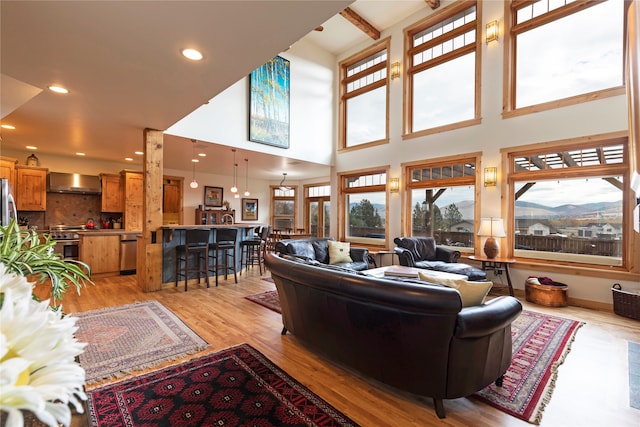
[138,128,164,292]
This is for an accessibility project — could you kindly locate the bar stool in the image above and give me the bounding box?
[267,229,282,252]
[240,225,270,275]
[210,228,238,284]
[175,228,210,291]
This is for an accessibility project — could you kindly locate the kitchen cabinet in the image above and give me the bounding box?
[0,156,17,191]
[195,208,234,224]
[100,173,122,212]
[163,176,183,225]
[79,234,120,274]
[122,170,143,231]
[15,165,47,211]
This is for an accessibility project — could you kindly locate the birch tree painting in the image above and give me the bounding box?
[249,56,290,148]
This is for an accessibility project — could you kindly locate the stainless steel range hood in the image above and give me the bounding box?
[47,172,102,194]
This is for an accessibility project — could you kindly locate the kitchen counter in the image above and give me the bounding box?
[160,224,266,284]
[77,229,133,236]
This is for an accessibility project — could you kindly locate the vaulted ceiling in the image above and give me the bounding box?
[1,0,435,180]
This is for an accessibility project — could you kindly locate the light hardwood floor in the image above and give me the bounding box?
[51,268,639,427]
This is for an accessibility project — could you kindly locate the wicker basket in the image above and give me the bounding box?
[612,283,640,320]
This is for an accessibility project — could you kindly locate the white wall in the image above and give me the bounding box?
[166,39,336,167]
[332,0,635,304]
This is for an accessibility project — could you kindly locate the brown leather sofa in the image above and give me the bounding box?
[394,236,487,281]
[264,252,522,418]
[275,237,370,271]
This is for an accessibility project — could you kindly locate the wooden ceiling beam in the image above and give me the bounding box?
[340,7,380,40]
[425,0,441,10]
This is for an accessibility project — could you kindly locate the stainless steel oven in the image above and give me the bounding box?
[49,225,83,261]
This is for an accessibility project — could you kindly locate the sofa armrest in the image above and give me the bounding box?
[454,296,522,339]
[349,247,369,264]
[394,247,416,267]
[435,246,461,263]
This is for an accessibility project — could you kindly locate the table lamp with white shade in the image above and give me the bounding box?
[477,217,506,258]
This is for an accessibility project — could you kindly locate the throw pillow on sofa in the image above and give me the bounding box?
[328,241,353,264]
[418,271,492,307]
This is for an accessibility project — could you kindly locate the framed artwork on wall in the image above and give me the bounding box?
[249,55,290,148]
[242,198,258,221]
[204,186,223,208]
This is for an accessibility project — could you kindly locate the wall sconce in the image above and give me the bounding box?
[484,167,497,187]
[486,20,499,44]
[390,61,401,80]
[389,177,400,193]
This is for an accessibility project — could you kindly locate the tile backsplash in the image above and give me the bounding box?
[17,193,105,230]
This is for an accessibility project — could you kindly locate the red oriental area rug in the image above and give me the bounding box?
[245,290,281,314]
[473,310,583,424]
[86,343,358,427]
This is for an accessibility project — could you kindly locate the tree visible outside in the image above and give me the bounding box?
[349,199,382,228]
[412,202,444,233]
[443,203,462,231]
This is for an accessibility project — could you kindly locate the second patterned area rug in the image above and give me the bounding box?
[74,300,209,384]
[86,343,358,427]
[245,290,583,424]
[245,289,281,313]
[473,310,583,424]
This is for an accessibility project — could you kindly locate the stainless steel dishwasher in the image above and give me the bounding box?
[120,233,138,275]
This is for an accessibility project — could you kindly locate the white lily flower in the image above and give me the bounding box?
[0,267,87,427]
[0,263,33,302]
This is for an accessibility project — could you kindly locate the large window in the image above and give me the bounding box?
[405,156,478,250]
[305,184,330,237]
[405,1,480,136]
[271,186,296,231]
[507,0,625,113]
[339,169,388,246]
[508,134,630,268]
[339,40,389,149]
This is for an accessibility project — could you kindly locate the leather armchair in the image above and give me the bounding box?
[394,236,486,281]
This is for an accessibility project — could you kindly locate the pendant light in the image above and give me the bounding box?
[189,139,199,189]
[279,173,291,191]
[243,158,250,196]
[230,149,238,193]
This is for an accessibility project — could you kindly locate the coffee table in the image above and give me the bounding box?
[364,265,467,281]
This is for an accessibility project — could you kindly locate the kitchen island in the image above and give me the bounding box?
[160,224,265,285]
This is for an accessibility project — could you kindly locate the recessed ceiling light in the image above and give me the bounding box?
[76,152,85,156]
[1,124,15,130]
[181,48,203,61]
[191,158,199,163]
[48,85,69,94]
[26,146,38,150]
[125,157,133,161]
[198,153,206,157]
[134,151,144,155]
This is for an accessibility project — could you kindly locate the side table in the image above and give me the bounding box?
[368,250,397,268]
[467,255,516,296]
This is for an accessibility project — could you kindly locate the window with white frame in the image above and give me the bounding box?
[405,1,479,135]
[508,135,629,267]
[339,40,389,149]
[508,0,624,112]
